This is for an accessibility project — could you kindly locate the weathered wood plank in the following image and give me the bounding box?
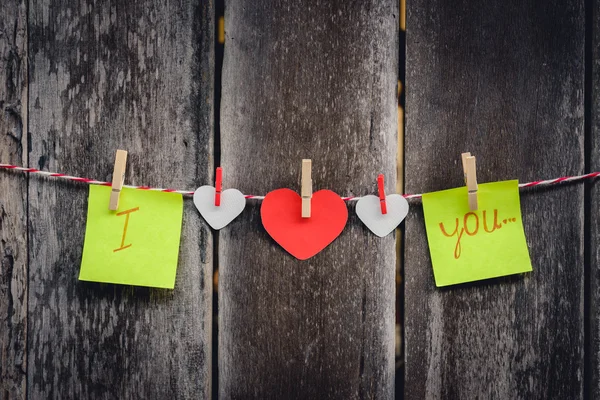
[220,1,398,398]
[27,1,213,398]
[0,1,27,399]
[591,0,600,396]
[405,0,585,398]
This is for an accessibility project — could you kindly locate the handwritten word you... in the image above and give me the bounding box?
[439,209,517,259]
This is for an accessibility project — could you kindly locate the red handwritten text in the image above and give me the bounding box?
[114,207,140,252]
[439,209,515,259]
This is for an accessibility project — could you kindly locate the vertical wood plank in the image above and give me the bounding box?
[590,0,600,396]
[405,0,585,398]
[0,1,27,398]
[27,0,213,398]
[219,1,398,398]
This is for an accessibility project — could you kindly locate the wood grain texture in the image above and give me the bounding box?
[27,0,213,398]
[0,1,27,399]
[219,1,398,398]
[404,0,585,398]
[591,0,600,396]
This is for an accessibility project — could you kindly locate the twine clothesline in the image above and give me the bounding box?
[1,163,599,201]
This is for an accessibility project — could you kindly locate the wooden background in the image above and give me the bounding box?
[219,1,397,398]
[0,0,597,399]
[405,0,587,398]
[2,0,214,398]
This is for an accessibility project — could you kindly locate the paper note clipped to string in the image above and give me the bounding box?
[79,186,183,289]
[422,180,532,287]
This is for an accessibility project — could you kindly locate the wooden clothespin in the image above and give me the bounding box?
[215,167,223,206]
[461,152,478,211]
[377,174,387,214]
[109,150,127,211]
[301,159,312,218]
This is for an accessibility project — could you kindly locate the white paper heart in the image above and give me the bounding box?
[193,186,246,230]
[355,194,409,237]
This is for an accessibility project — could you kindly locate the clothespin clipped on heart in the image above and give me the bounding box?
[260,159,348,260]
[193,167,246,230]
[461,152,478,211]
[356,174,409,237]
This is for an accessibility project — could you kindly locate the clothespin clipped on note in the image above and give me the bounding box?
[461,152,478,211]
[301,159,312,218]
[109,150,127,211]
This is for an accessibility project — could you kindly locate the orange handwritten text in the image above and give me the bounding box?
[439,209,513,259]
[113,207,140,252]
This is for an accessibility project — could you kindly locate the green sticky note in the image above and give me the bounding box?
[79,186,183,289]
[422,180,532,287]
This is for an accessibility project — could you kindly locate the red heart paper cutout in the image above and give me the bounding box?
[261,188,348,260]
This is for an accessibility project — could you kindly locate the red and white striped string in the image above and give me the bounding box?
[1,163,599,201]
